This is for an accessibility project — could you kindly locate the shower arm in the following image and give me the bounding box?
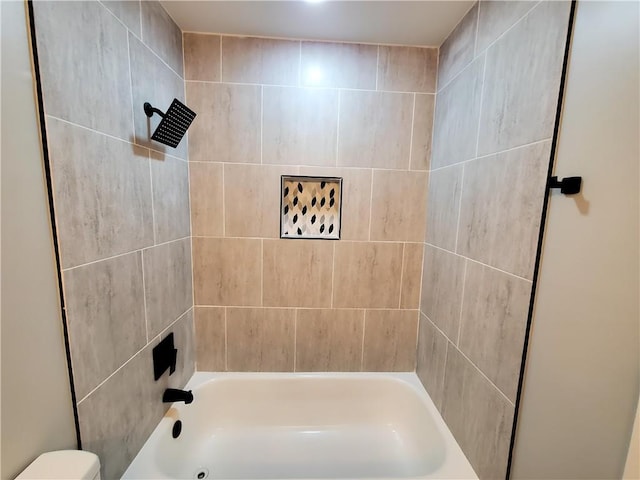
[143,102,165,118]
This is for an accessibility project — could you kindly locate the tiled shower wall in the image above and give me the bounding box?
[185,35,436,372]
[416,1,572,479]
[32,2,194,478]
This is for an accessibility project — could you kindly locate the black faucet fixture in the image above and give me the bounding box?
[163,388,194,404]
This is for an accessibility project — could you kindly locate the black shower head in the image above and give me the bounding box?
[144,98,196,148]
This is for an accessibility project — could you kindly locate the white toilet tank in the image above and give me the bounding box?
[15,450,100,480]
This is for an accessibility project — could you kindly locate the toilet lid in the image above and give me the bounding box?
[16,450,100,480]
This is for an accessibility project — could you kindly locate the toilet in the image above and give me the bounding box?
[15,450,100,480]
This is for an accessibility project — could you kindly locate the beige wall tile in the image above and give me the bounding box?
[150,152,190,243]
[47,118,153,269]
[400,243,424,309]
[476,1,538,54]
[194,307,226,371]
[63,252,146,400]
[184,33,221,81]
[33,1,133,140]
[227,307,295,371]
[296,309,364,372]
[338,90,413,169]
[140,0,183,75]
[262,87,338,166]
[102,1,141,37]
[416,314,449,412]
[263,240,333,307]
[186,82,261,163]
[438,4,478,89]
[130,34,187,159]
[478,1,571,155]
[459,262,531,402]
[442,346,514,480]
[333,242,403,308]
[431,55,484,169]
[225,164,297,238]
[420,245,465,341]
[300,41,377,89]
[410,94,435,171]
[189,162,224,237]
[222,36,299,85]
[193,238,262,306]
[378,46,437,93]
[299,167,371,241]
[457,141,550,279]
[143,238,193,339]
[370,170,428,242]
[363,310,418,371]
[425,165,463,251]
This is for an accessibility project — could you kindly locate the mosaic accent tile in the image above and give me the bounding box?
[281,176,342,240]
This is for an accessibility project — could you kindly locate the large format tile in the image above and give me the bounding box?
[263,240,333,308]
[431,55,485,169]
[296,309,364,372]
[425,165,463,251]
[63,252,146,400]
[442,347,514,480]
[194,307,226,371]
[101,0,141,37]
[300,41,377,89]
[129,34,187,158]
[458,262,531,403]
[186,82,261,163]
[400,243,424,309]
[140,0,183,75]
[478,1,571,155]
[377,46,437,93]
[150,152,190,242]
[333,242,403,308]
[77,309,194,479]
[338,90,413,169]
[46,118,153,268]
[476,0,538,54]
[143,238,193,339]
[192,238,262,306]
[420,245,465,341]
[363,310,418,371]
[184,33,221,81]
[438,3,478,89]
[33,1,132,140]
[370,170,428,242]
[299,167,371,241]
[226,308,295,371]
[189,162,224,237]
[263,87,339,167]
[416,314,449,411]
[222,36,299,85]
[457,141,550,279]
[410,94,435,171]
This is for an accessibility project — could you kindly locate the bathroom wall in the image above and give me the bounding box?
[31,1,194,477]
[416,1,572,479]
[184,34,436,372]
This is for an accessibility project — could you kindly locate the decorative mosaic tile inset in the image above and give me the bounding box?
[281,176,342,240]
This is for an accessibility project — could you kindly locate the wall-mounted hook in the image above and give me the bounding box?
[549,176,582,195]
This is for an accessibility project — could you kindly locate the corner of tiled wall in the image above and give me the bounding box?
[416,1,572,478]
[183,32,437,374]
[31,1,194,477]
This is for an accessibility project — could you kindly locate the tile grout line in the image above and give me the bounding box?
[293,309,298,373]
[194,305,421,311]
[453,164,466,252]
[360,310,366,371]
[260,85,264,165]
[474,53,488,158]
[148,154,157,245]
[61,236,191,273]
[398,243,406,308]
[192,235,423,245]
[473,0,481,58]
[260,239,264,306]
[367,171,375,241]
[140,250,149,343]
[221,165,226,236]
[224,307,228,372]
[220,35,223,81]
[297,41,302,87]
[407,93,416,168]
[330,242,336,308]
[375,45,380,91]
[456,259,468,346]
[187,159,429,172]
[125,28,137,147]
[335,90,341,166]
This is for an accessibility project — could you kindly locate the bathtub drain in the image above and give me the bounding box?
[194,468,209,479]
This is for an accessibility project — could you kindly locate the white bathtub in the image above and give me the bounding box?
[122,373,477,480]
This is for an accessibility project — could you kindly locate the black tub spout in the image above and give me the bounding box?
[163,388,193,404]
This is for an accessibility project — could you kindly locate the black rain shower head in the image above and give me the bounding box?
[144,98,196,148]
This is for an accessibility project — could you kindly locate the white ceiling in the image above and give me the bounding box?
[160,1,475,47]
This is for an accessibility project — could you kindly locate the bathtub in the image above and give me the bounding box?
[122,373,477,480]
